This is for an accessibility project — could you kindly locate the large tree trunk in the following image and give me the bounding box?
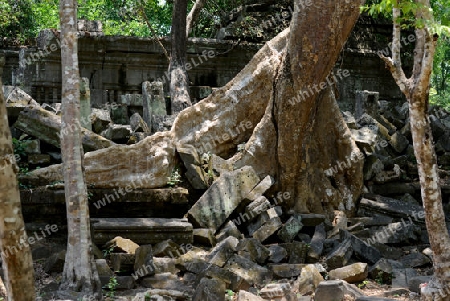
[378,1,450,300]
[170,0,192,114]
[57,1,102,300]
[0,57,36,301]
[23,0,364,218]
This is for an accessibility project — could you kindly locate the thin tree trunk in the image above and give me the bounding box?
[379,1,450,299]
[186,0,206,37]
[58,1,102,299]
[0,56,36,301]
[170,0,192,114]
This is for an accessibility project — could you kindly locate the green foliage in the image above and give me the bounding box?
[358,280,369,289]
[103,275,118,299]
[167,167,182,187]
[0,0,36,44]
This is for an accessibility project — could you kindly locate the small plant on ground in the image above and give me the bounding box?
[102,244,115,258]
[357,280,369,289]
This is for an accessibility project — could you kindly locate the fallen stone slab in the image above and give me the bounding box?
[192,278,226,301]
[260,283,296,300]
[236,238,270,264]
[369,259,404,284]
[408,275,432,293]
[111,253,135,272]
[307,224,326,261]
[206,236,239,267]
[193,228,216,246]
[268,263,304,278]
[187,166,260,232]
[141,273,192,293]
[252,208,283,242]
[329,262,368,283]
[359,194,425,222]
[392,268,417,289]
[237,290,265,301]
[299,214,326,226]
[277,215,303,242]
[14,105,115,152]
[294,264,324,295]
[325,237,353,270]
[267,245,288,263]
[244,175,275,201]
[399,252,431,268]
[356,298,398,301]
[340,230,381,264]
[91,218,193,245]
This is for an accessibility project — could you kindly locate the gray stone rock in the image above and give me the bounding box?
[206,236,239,267]
[281,241,309,264]
[369,259,404,284]
[103,236,140,254]
[408,275,432,293]
[314,280,345,301]
[111,253,135,272]
[141,273,191,293]
[277,215,303,243]
[244,196,271,223]
[329,263,368,284]
[293,264,324,295]
[178,145,208,189]
[101,124,132,141]
[237,290,265,301]
[340,230,381,264]
[260,283,296,300]
[134,245,154,277]
[268,263,304,278]
[95,259,113,277]
[192,278,226,301]
[252,208,283,242]
[44,250,66,273]
[399,252,431,268]
[389,132,409,153]
[307,224,326,261]
[237,238,270,264]
[28,154,50,165]
[193,228,216,247]
[90,108,111,134]
[299,214,326,226]
[187,166,260,232]
[245,175,275,201]
[224,255,272,285]
[392,268,417,289]
[325,237,353,270]
[267,245,288,263]
[356,297,398,301]
[152,239,181,258]
[130,112,150,133]
[366,221,421,244]
[216,220,243,242]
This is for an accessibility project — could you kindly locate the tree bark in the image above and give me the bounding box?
[170,0,192,114]
[0,56,36,301]
[379,1,450,300]
[58,0,102,300]
[186,0,206,37]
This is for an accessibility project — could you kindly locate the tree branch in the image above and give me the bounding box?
[186,0,206,37]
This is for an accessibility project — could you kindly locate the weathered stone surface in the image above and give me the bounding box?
[237,238,270,264]
[192,278,225,301]
[237,290,265,301]
[3,86,38,117]
[245,175,275,201]
[294,264,324,295]
[389,131,409,153]
[366,222,421,245]
[260,283,296,300]
[399,252,431,268]
[14,105,115,152]
[340,230,381,264]
[141,273,192,293]
[408,275,432,293]
[216,220,243,242]
[355,90,379,120]
[206,236,239,267]
[110,253,135,272]
[281,241,308,264]
[193,228,216,247]
[358,195,425,222]
[188,166,260,231]
[104,236,140,254]
[21,139,40,154]
[152,257,179,274]
[314,280,345,301]
[243,195,271,223]
[329,262,368,283]
[268,263,304,278]
[328,210,348,238]
[348,216,393,227]
[267,245,288,263]
[392,268,417,289]
[307,224,326,261]
[90,108,111,133]
[369,259,404,284]
[252,207,282,242]
[28,154,50,165]
[178,145,208,189]
[92,218,193,245]
[130,112,150,133]
[277,215,303,243]
[325,238,353,270]
[356,298,398,301]
[224,255,272,285]
[134,245,154,277]
[152,239,182,258]
[101,124,132,141]
[95,259,113,277]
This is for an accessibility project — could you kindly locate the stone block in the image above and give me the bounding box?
[90,108,111,134]
[325,237,353,270]
[100,124,132,141]
[237,290,265,301]
[192,278,226,301]
[389,132,409,153]
[244,175,275,201]
[92,218,193,246]
[399,252,431,268]
[392,268,417,289]
[314,280,345,301]
[340,230,381,264]
[104,236,139,254]
[110,253,135,272]
[244,196,271,222]
[369,259,403,284]
[260,283,296,300]
[28,154,50,165]
[193,228,216,246]
[252,208,282,242]
[130,112,150,133]
[293,264,324,295]
[307,224,326,261]
[206,236,239,267]
[268,263,304,278]
[216,220,243,242]
[278,215,303,243]
[267,245,288,263]
[134,245,154,277]
[329,262,368,283]
[408,275,432,293]
[299,214,326,226]
[44,250,66,273]
[187,166,260,232]
[236,238,270,264]
[224,255,272,285]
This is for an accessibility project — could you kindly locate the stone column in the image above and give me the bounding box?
[142,81,153,129]
[80,77,92,130]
